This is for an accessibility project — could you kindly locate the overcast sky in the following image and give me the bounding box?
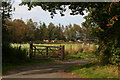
[12,0,88,26]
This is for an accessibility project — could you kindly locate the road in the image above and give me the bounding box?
[2,59,93,79]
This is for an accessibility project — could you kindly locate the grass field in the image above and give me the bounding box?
[10,43,98,60]
[11,43,98,54]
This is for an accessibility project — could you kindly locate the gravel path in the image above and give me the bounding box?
[2,59,94,78]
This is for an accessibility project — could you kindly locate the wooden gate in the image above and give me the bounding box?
[29,43,65,60]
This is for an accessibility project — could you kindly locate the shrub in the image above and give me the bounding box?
[2,42,29,65]
[110,48,120,65]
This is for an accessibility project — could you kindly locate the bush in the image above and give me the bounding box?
[2,42,29,65]
[96,43,120,65]
[110,48,120,65]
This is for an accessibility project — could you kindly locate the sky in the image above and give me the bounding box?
[12,0,88,26]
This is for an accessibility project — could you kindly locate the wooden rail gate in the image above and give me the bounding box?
[29,43,65,60]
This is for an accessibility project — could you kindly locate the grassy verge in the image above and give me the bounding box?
[3,57,54,74]
[67,61,119,78]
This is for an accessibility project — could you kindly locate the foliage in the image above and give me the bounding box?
[1,1,13,42]
[2,42,29,65]
[20,2,98,18]
[6,19,30,42]
[84,3,120,65]
[7,19,91,42]
[26,19,36,41]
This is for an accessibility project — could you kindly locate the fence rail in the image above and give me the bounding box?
[29,43,65,60]
[33,45,63,48]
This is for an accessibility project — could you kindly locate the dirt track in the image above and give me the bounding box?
[3,59,93,78]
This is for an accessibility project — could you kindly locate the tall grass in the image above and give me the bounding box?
[11,43,30,52]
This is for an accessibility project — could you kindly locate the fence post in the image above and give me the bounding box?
[30,43,33,59]
[61,45,65,60]
[34,46,36,57]
[46,47,49,57]
[70,45,72,53]
[18,45,21,50]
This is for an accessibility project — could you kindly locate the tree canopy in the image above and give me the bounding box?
[6,18,89,42]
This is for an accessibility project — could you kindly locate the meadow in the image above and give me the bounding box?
[10,42,98,61]
[11,43,98,54]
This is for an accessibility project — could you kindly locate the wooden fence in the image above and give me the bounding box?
[29,43,65,60]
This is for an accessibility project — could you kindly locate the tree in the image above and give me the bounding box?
[38,22,48,40]
[86,3,120,65]
[81,3,120,65]
[64,25,71,41]
[73,24,83,40]
[7,19,30,43]
[56,25,65,40]
[34,28,40,41]
[2,1,29,65]
[26,19,36,41]
[48,23,56,40]
[64,24,83,41]
[1,1,13,42]
[41,22,49,40]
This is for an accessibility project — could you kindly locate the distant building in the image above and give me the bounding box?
[77,40,83,42]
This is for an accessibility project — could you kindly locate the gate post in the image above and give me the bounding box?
[30,43,33,59]
[61,45,65,60]
[46,47,49,57]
